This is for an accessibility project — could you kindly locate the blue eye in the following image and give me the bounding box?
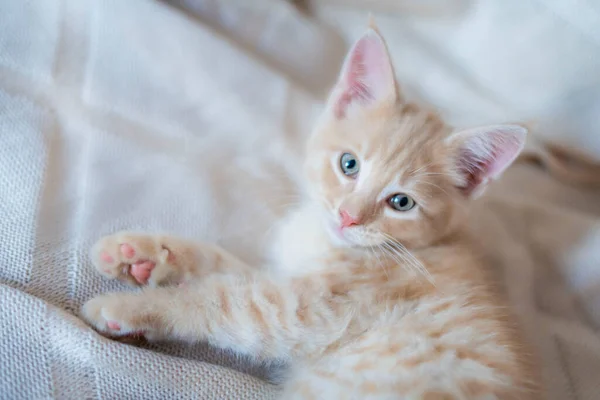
[388,194,416,211]
[340,153,360,176]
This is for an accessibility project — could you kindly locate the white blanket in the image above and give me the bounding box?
[1,0,600,398]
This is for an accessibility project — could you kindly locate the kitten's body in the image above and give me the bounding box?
[82,24,541,399]
[266,114,538,398]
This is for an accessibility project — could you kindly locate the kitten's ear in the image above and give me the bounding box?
[446,125,527,198]
[327,26,398,119]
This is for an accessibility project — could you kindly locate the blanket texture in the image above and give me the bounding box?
[1,0,600,399]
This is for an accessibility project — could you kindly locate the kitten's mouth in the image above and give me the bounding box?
[316,206,370,248]
[324,219,355,247]
[324,218,376,249]
[323,217,385,249]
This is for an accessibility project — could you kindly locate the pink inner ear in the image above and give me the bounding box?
[333,30,395,119]
[459,147,494,195]
[456,127,526,196]
[334,44,375,118]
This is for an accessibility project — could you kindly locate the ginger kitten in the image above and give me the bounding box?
[82,24,541,399]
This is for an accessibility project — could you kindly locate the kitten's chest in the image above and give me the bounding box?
[267,204,335,275]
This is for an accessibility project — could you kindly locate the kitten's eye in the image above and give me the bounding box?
[340,152,360,177]
[387,194,416,212]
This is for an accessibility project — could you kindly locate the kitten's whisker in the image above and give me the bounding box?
[381,234,435,285]
[370,244,389,278]
[379,243,411,277]
[409,163,434,177]
[394,245,433,283]
[384,243,433,285]
[412,170,455,179]
[399,251,434,286]
[416,180,451,198]
[415,172,452,178]
[372,244,385,271]
[381,243,415,275]
[379,242,406,268]
[382,237,420,271]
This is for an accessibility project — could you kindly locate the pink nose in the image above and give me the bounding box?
[339,209,359,228]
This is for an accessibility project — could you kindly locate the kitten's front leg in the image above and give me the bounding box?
[91,231,252,286]
[82,276,347,360]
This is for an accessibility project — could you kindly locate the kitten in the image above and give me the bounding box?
[82,23,542,399]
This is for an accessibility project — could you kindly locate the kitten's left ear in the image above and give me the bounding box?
[446,125,527,198]
[327,25,399,119]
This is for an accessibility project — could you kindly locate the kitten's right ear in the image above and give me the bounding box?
[326,26,399,119]
[446,124,527,198]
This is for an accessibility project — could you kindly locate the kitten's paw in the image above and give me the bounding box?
[81,293,165,340]
[90,232,179,286]
[82,294,137,334]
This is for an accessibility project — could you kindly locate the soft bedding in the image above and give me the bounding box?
[1,0,600,399]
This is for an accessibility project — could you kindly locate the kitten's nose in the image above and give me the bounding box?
[339,209,359,228]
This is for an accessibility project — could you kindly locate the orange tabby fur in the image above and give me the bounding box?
[82,23,542,399]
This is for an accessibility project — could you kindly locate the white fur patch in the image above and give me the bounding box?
[268,203,339,276]
[355,159,374,191]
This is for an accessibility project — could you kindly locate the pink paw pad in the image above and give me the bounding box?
[120,243,135,258]
[131,261,155,284]
[107,321,121,331]
[100,251,114,263]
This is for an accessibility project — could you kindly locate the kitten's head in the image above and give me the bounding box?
[305,24,526,249]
